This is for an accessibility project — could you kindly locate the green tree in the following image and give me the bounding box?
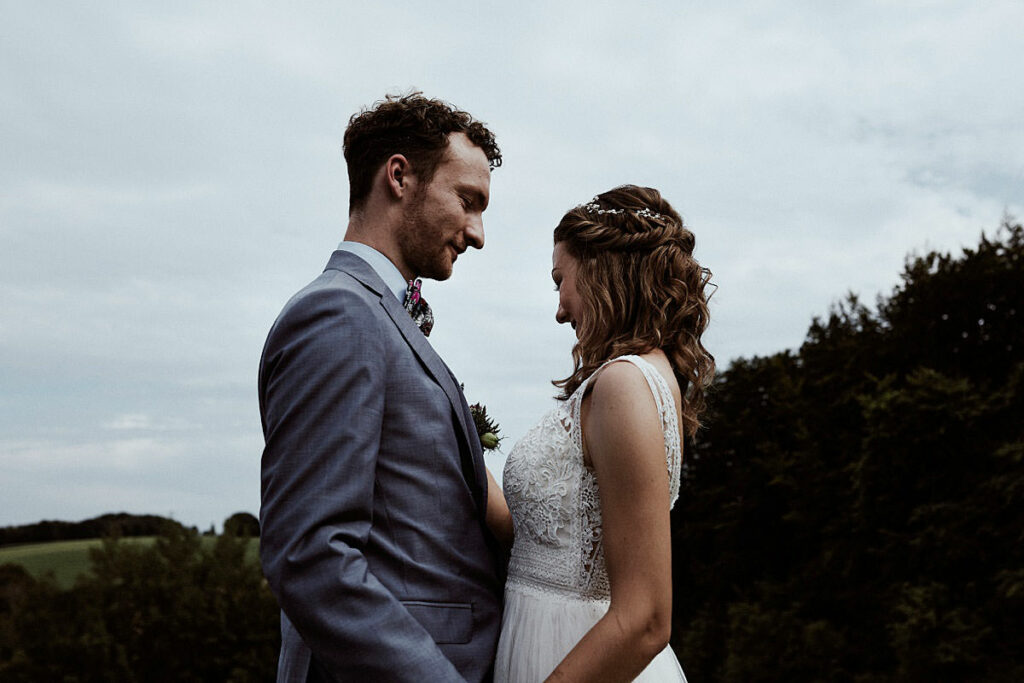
[0,525,280,682]
[223,512,260,538]
[672,219,1024,681]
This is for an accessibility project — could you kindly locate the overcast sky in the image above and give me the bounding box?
[2,1,1022,531]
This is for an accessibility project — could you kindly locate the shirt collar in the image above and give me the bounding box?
[336,241,408,302]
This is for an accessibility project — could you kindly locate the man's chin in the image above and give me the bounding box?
[419,261,454,281]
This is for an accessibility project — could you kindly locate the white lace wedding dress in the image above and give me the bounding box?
[495,355,687,682]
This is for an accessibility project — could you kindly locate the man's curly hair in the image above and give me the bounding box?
[343,92,501,213]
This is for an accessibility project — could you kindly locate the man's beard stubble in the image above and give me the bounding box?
[398,193,453,282]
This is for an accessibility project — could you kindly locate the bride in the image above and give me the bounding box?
[485,185,714,682]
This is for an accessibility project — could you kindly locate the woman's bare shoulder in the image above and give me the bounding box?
[637,350,683,408]
[588,357,652,402]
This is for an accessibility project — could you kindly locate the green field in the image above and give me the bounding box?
[0,536,259,589]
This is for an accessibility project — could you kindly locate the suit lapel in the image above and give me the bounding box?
[377,293,474,442]
[326,251,484,508]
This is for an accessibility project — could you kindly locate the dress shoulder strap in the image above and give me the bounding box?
[571,355,683,507]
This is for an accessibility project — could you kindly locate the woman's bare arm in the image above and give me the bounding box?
[545,361,674,682]
[486,466,514,550]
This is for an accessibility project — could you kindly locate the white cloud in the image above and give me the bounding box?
[2,436,183,473]
[103,413,193,431]
[1,1,1021,527]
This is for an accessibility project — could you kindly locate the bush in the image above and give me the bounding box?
[0,526,280,682]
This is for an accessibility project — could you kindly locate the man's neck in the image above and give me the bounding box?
[344,217,411,281]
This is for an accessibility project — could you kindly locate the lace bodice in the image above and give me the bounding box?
[502,355,682,601]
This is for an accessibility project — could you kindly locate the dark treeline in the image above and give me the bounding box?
[0,520,278,682]
[671,219,1024,681]
[1,221,1021,681]
[0,513,187,547]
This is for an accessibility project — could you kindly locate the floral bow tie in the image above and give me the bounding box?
[404,278,434,336]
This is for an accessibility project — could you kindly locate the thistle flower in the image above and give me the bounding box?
[470,402,503,451]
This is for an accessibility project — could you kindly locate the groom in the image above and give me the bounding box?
[259,93,504,682]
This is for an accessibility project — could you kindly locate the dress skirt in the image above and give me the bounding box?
[494,581,687,682]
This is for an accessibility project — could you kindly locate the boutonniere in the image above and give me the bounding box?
[470,402,503,451]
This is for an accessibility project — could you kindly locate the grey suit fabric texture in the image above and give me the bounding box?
[259,251,505,682]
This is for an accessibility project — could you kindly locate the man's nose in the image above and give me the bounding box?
[556,305,567,324]
[465,217,484,250]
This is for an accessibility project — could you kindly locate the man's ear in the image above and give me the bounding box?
[383,154,411,200]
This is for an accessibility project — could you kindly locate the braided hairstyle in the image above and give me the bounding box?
[553,185,715,437]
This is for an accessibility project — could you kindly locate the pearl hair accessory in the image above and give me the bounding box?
[581,198,664,222]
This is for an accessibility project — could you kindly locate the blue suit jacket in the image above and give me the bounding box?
[259,251,504,682]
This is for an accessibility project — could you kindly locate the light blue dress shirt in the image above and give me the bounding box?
[336,241,408,303]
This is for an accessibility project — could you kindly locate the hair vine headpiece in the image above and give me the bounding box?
[580,197,664,222]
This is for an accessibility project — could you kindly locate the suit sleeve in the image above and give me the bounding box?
[258,285,465,681]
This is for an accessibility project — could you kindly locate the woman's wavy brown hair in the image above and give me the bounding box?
[553,185,715,436]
